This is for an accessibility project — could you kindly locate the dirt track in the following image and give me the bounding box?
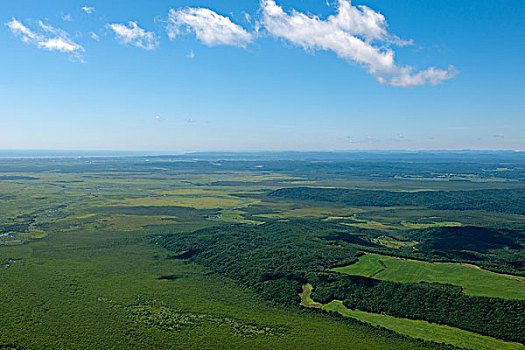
[460,263,524,283]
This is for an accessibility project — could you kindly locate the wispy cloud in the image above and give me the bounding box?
[166,8,252,47]
[6,18,84,61]
[107,21,159,50]
[243,11,252,24]
[81,6,95,14]
[62,14,73,22]
[259,0,456,87]
[6,18,39,42]
[187,50,195,59]
[346,135,377,144]
[386,66,457,87]
[89,32,100,41]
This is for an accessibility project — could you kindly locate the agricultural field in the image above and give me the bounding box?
[332,254,525,299]
[0,152,524,349]
[299,285,523,350]
[323,301,523,350]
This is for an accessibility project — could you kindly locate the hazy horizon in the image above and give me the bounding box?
[0,149,523,160]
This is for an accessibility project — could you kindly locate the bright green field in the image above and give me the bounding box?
[322,300,524,350]
[332,254,525,299]
[299,285,524,350]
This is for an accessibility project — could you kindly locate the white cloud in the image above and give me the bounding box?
[62,14,73,22]
[81,6,95,14]
[38,20,62,35]
[6,18,84,61]
[6,18,38,42]
[187,50,195,59]
[166,8,252,47]
[387,65,458,87]
[38,38,83,53]
[259,0,456,87]
[108,21,159,50]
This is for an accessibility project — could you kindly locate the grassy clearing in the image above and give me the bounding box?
[101,215,179,230]
[299,284,322,308]
[56,213,182,232]
[400,220,462,229]
[256,207,363,220]
[300,284,523,350]
[341,220,392,230]
[155,188,247,196]
[0,230,48,246]
[371,236,418,249]
[332,254,525,299]
[208,209,265,225]
[322,300,524,350]
[324,214,463,231]
[114,194,260,209]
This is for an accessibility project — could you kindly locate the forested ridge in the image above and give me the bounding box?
[157,221,525,343]
[269,187,525,215]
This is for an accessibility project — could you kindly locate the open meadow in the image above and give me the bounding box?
[331,253,524,299]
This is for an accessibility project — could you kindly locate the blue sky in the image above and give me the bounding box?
[1,0,524,151]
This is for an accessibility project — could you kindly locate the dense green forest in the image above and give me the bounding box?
[269,187,525,215]
[158,221,525,343]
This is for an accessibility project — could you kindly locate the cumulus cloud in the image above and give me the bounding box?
[81,6,95,14]
[108,21,159,50]
[259,0,456,87]
[6,18,84,61]
[166,8,252,47]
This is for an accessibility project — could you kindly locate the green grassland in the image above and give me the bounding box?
[114,194,259,209]
[332,253,525,299]
[322,301,524,350]
[371,235,419,248]
[299,284,523,350]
